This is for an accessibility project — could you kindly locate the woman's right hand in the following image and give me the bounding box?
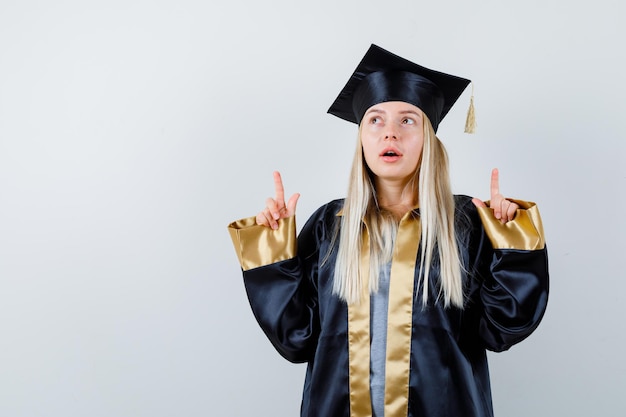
[256,171,300,229]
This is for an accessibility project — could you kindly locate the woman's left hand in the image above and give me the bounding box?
[472,168,519,224]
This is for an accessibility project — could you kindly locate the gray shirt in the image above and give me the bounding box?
[370,263,392,417]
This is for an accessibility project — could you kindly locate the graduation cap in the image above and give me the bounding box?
[327,44,475,133]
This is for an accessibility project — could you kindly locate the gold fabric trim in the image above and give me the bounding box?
[348,226,372,417]
[227,216,297,271]
[384,212,420,417]
[477,199,545,250]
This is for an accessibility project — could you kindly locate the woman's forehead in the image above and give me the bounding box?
[365,101,424,114]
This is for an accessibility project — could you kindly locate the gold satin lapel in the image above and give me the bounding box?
[385,213,420,417]
[348,226,372,417]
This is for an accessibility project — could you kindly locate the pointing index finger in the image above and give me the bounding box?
[490,168,500,200]
[273,171,286,206]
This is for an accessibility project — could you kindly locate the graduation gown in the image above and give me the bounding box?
[228,195,549,417]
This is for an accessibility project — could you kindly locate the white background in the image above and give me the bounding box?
[1,0,624,416]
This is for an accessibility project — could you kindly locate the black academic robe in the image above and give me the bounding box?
[228,195,549,417]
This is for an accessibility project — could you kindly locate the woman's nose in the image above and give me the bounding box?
[384,130,398,140]
[384,123,399,140]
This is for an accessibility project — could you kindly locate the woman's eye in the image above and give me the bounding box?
[402,118,414,125]
[370,117,381,124]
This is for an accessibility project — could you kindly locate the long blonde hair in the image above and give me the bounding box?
[332,116,464,308]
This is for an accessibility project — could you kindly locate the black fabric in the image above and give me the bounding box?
[327,44,471,131]
[242,196,549,417]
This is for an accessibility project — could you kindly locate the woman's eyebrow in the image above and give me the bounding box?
[364,108,385,116]
[399,110,422,118]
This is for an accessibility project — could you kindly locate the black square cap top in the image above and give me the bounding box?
[327,44,471,132]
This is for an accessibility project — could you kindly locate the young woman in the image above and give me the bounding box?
[228,44,549,417]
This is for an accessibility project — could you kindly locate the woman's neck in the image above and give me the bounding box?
[375,178,418,220]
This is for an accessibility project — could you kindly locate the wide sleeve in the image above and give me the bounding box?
[227,208,326,363]
[468,199,549,352]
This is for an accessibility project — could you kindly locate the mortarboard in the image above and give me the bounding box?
[327,44,474,132]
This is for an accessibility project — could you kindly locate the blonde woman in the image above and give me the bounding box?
[228,44,549,417]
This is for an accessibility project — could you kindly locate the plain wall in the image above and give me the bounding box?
[1,0,624,416]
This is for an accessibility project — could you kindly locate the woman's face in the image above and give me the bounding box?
[360,101,425,184]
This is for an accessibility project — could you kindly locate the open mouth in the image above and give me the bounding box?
[380,147,402,157]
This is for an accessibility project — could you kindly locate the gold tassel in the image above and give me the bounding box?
[464,82,476,134]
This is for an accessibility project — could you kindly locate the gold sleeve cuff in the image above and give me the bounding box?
[477,200,545,250]
[227,215,297,271]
